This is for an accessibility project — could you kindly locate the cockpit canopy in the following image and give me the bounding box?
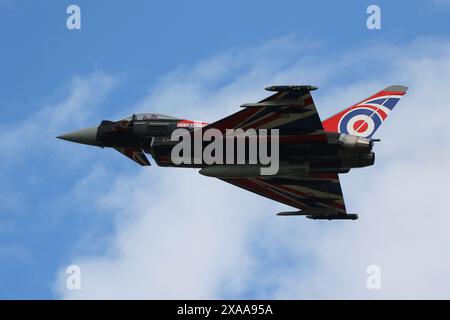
[133,113,180,121]
[120,113,180,121]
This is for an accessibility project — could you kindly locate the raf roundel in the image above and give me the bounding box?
[336,97,398,138]
[338,108,381,137]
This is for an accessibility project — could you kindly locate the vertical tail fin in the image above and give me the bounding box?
[322,85,408,138]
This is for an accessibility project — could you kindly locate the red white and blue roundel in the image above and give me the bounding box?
[322,86,408,138]
[338,96,399,138]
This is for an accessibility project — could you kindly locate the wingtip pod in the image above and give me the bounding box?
[307,214,358,220]
[265,85,318,92]
[277,208,358,220]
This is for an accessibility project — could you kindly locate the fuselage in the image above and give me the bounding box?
[93,113,375,176]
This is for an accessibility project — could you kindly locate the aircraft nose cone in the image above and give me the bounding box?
[57,126,99,146]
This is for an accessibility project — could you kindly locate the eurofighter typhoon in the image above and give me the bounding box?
[58,85,407,220]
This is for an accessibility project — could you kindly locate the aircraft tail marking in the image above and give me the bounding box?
[322,85,408,138]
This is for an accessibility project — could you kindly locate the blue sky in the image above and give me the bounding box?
[1,0,450,299]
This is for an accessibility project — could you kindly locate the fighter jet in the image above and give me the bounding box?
[57,85,407,220]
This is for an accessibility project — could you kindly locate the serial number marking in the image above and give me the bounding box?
[221,304,273,316]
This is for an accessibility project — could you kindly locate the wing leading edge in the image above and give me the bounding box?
[203,85,327,142]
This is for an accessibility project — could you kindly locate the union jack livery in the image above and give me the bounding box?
[58,84,408,220]
[322,85,407,138]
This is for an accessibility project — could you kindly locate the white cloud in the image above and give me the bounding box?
[55,37,450,299]
[0,72,117,270]
[56,169,269,299]
[431,0,450,8]
[0,72,117,167]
